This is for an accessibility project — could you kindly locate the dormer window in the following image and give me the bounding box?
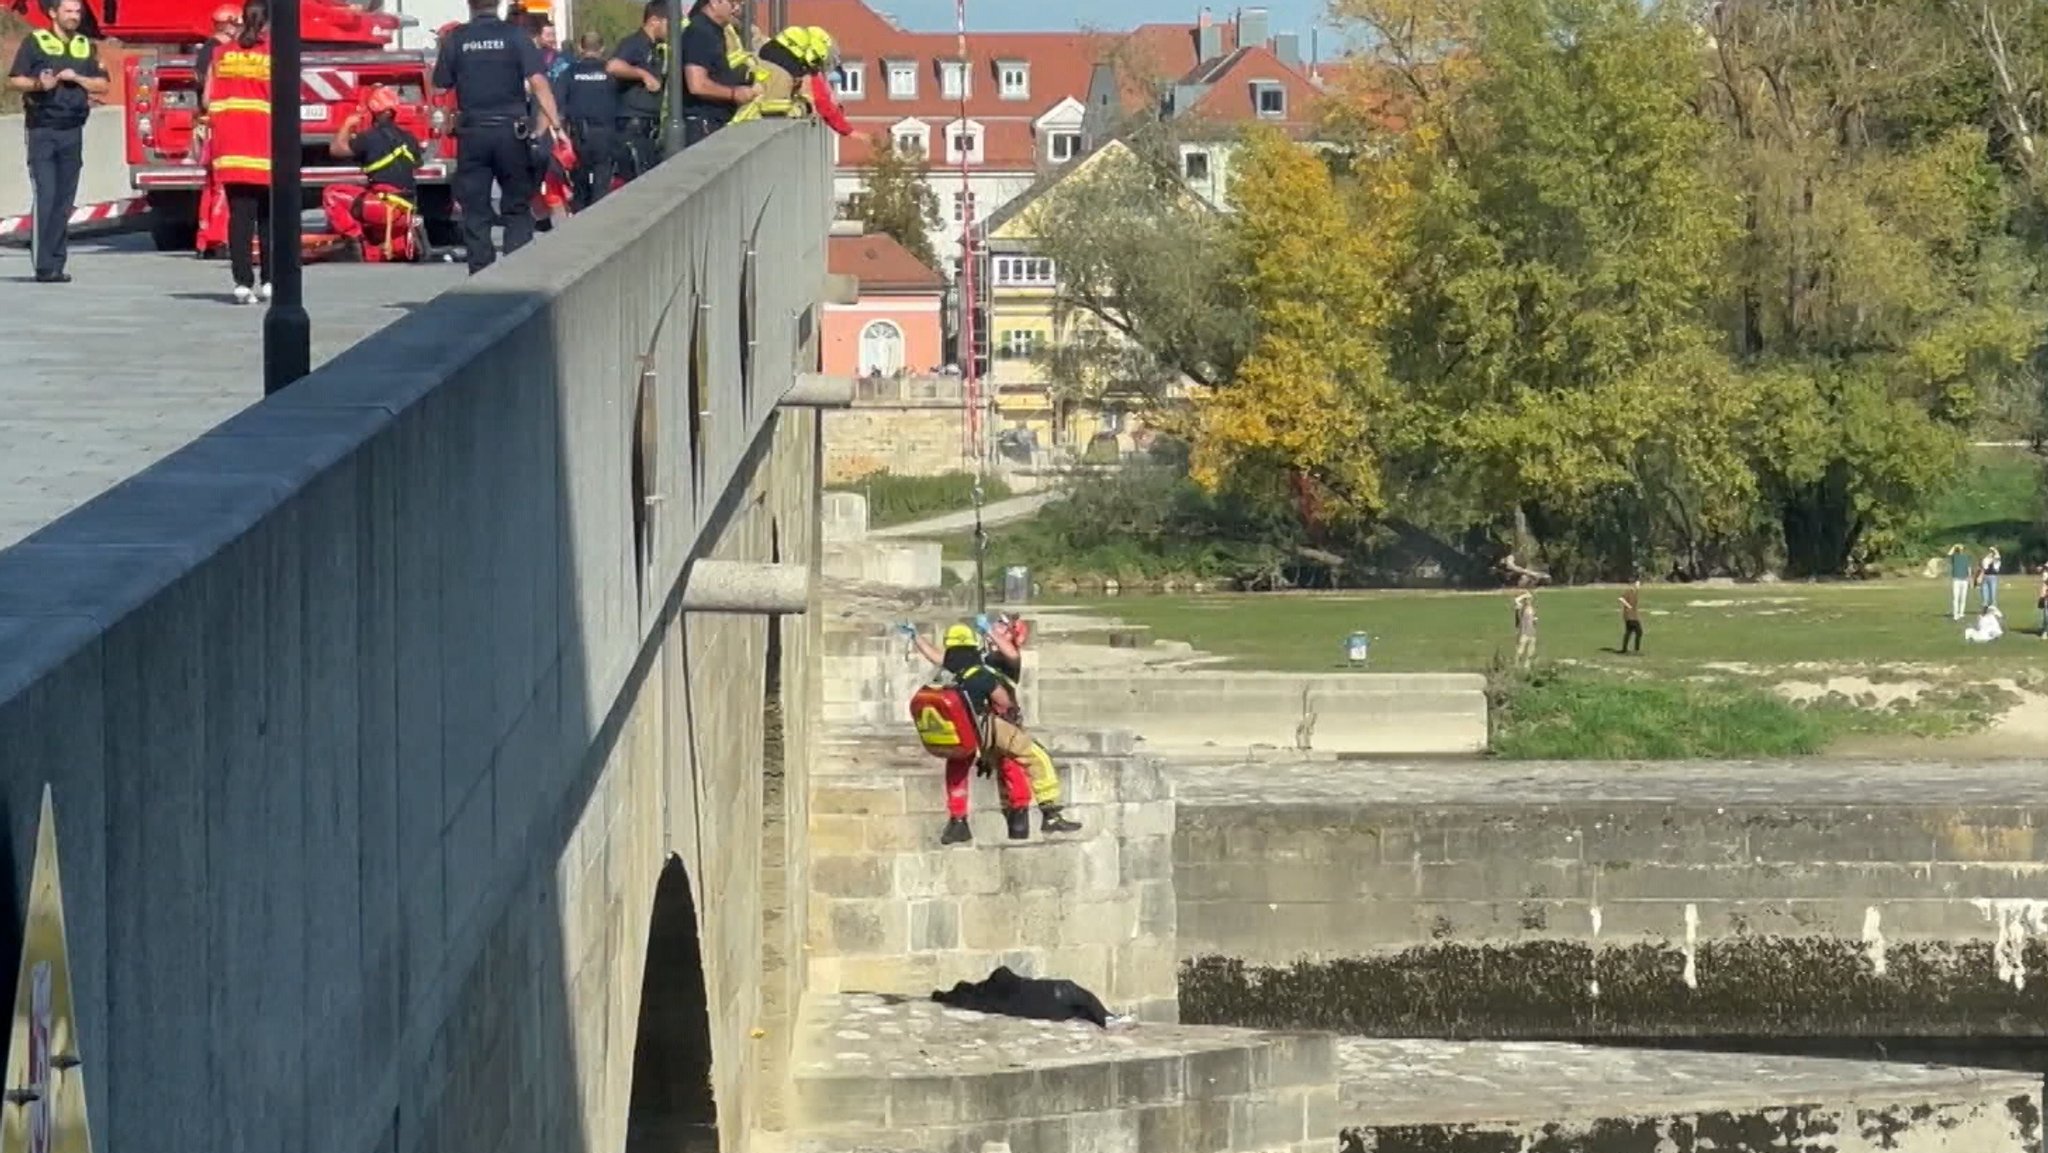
[1252,80,1286,117]
[891,121,930,158]
[997,60,1029,100]
[945,119,984,164]
[886,59,917,99]
[940,60,969,100]
[834,60,865,100]
[1048,131,1081,162]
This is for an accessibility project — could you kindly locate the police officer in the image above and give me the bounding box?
[604,0,669,183]
[677,0,756,148]
[433,0,563,274]
[6,0,108,284]
[554,31,619,210]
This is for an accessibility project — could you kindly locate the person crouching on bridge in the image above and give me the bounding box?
[201,0,275,303]
[976,613,1081,835]
[323,86,425,262]
[730,25,850,137]
[906,623,1042,845]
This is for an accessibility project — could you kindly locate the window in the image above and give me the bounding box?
[952,190,977,222]
[886,61,916,98]
[992,257,1056,287]
[998,329,1046,359]
[1253,82,1286,117]
[945,128,982,164]
[834,61,865,99]
[940,60,968,100]
[859,321,906,376]
[998,61,1029,100]
[1048,131,1082,162]
[1184,149,1210,181]
[892,128,928,158]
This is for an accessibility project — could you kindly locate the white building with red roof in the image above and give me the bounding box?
[788,0,1332,274]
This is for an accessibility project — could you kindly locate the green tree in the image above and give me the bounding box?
[852,139,941,271]
[572,0,643,51]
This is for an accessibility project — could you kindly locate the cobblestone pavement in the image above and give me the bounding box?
[0,233,464,550]
[1164,755,2048,806]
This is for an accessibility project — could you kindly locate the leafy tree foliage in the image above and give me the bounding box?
[851,140,942,271]
[1027,0,2048,579]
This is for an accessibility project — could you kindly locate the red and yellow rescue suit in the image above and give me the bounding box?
[910,669,1032,820]
[322,89,425,262]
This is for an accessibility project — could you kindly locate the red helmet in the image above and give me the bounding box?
[211,3,240,23]
[363,85,400,115]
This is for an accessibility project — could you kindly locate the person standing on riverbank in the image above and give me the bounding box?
[1513,591,1538,668]
[1618,580,1643,654]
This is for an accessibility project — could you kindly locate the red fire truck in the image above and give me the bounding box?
[11,0,460,251]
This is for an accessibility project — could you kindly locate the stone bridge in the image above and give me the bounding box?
[0,121,835,1153]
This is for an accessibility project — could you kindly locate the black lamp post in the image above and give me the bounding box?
[264,0,310,395]
[661,0,685,158]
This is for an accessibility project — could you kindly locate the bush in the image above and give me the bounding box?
[1491,666,1831,759]
[571,0,643,47]
[829,471,1012,529]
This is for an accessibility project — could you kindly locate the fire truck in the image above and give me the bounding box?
[11,0,462,251]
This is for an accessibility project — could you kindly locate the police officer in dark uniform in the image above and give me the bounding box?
[676,0,756,148]
[6,0,108,284]
[433,0,563,274]
[554,31,620,210]
[604,0,669,183]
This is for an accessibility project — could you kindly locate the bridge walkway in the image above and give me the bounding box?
[0,233,466,550]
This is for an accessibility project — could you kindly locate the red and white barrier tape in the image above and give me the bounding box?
[0,196,149,239]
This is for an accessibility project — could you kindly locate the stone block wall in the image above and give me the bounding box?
[1168,759,2048,1038]
[824,405,971,483]
[804,730,1180,1023]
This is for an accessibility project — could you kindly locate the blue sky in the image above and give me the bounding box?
[870,0,1358,53]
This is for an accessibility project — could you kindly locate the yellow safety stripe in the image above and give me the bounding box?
[207,98,269,114]
[362,145,416,174]
[214,156,271,173]
[375,192,416,211]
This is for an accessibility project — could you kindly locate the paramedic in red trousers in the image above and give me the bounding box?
[201,0,274,303]
[906,623,1055,844]
[323,86,423,259]
[434,0,563,273]
[6,0,108,284]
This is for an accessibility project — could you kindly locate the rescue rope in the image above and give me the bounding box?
[956,0,988,617]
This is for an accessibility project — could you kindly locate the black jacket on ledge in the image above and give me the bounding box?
[932,965,1112,1028]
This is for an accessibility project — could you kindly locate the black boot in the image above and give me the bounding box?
[940,817,972,845]
[1041,805,1082,834]
[1004,808,1031,841]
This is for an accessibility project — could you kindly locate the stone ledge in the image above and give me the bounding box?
[1334,1037,2040,1153]
[792,993,1336,1152]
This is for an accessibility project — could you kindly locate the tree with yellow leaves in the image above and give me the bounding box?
[1187,129,1414,520]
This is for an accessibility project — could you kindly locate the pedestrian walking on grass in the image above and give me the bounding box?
[1948,545,1971,620]
[1981,547,2002,610]
[1619,580,1643,654]
[1513,591,1538,668]
[2035,567,2047,639]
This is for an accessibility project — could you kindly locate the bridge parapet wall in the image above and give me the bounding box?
[0,120,830,1153]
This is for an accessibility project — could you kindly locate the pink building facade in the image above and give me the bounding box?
[822,232,947,378]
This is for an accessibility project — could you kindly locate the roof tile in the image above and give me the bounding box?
[828,232,945,291]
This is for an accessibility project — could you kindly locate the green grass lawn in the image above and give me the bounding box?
[1885,446,2042,566]
[1068,582,2048,757]
[829,472,1013,530]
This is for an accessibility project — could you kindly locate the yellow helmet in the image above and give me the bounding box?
[942,624,977,649]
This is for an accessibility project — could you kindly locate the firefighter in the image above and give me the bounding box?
[732,24,849,136]
[675,0,757,148]
[433,0,563,274]
[201,0,273,302]
[190,3,240,256]
[604,0,669,182]
[907,623,1048,844]
[6,0,109,284]
[554,31,619,209]
[323,85,423,261]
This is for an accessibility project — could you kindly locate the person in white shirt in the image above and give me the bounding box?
[1965,603,2004,643]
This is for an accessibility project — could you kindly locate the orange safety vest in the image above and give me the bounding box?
[206,39,272,186]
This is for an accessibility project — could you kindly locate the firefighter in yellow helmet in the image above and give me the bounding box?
[732,24,851,133]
